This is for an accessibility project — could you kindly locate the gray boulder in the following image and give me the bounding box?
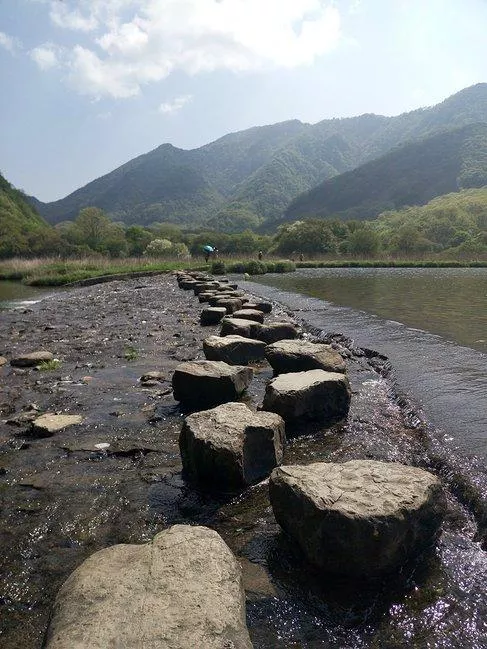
[44,525,253,649]
[10,351,54,367]
[220,317,262,339]
[262,369,351,422]
[200,307,227,325]
[203,335,267,364]
[193,281,220,295]
[198,291,219,303]
[269,461,445,577]
[265,340,346,374]
[180,402,285,490]
[220,318,298,344]
[232,309,265,324]
[172,360,253,409]
[178,279,198,290]
[254,301,273,313]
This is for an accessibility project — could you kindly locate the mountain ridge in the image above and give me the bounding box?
[29,83,487,230]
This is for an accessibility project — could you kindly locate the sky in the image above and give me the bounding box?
[0,0,486,202]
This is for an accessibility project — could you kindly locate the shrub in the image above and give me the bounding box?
[211,260,226,275]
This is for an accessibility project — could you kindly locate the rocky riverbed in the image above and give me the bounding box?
[1,274,486,648]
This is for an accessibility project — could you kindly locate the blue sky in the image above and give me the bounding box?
[1,0,486,202]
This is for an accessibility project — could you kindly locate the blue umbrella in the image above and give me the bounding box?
[203,245,214,253]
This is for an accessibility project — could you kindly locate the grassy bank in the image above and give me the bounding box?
[0,255,485,287]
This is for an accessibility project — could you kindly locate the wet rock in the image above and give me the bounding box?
[139,371,165,385]
[232,309,265,324]
[269,460,445,578]
[10,351,54,367]
[265,340,346,375]
[172,360,253,409]
[44,525,253,649]
[262,369,351,422]
[178,279,198,290]
[0,356,7,367]
[246,301,272,314]
[200,307,227,325]
[180,402,285,490]
[203,335,267,364]
[30,413,83,437]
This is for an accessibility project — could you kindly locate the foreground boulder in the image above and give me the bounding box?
[269,461,445,578]
[180,402,285,490]
[265,340,346,374]
[263,369,351,422]
[203,335,267,364]
[44,525,253,649]
[172,360,253,408]
[10,351,54,367]
[200,307,227,325]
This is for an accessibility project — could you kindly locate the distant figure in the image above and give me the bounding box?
[258,250,263,260]
[299,253,304,262]
[203,244,215,263]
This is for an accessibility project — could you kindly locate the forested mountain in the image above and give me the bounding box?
[282,123,487,222]
[0,173,56,258]
[30,84,487,230]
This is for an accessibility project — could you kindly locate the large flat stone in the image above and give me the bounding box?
[180,402,285,490]
[203,335,267,364]
[44,525,253,649]
[172,360,253,408]
[31,414,83,437]
[200,307,227,325]
[269,461,445,577]
[262,369,351,422]
[10,351,54,367]
[265,339,346,374]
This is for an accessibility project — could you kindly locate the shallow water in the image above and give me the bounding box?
[0,281,53,310]
[250,269,487,460]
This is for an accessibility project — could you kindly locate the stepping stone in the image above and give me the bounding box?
[254,301,273,314]
[178,279,198,290]
[269,460,445,578]
[31,413,83,437]
[256,322,299,344]
[200,307,227,325]
[214,298,244,314]
[262,369,351,422]
[232,309,265,324]
[44,525,253,649]
[265,340,346,374]
[220,317,262,339]
[198,292,219,303]
[180,402,285,490]
[203,335,267,364]
[172,360,253,409]
[10,351,54,367]
[193,282,221,295]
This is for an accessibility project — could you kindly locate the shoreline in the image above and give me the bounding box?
[1,275,486,647]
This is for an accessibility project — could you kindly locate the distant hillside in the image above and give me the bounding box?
[0,173,53,257]
[282,123,487,222]
[30,83,487,230]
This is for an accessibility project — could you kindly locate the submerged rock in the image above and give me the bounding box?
[44,525,253,649]
[10,351,54,367]
[172,360,253,408]
[265,339,346,374]
[262,369,351,422]
[269,460,445,578]
[180,402,285,490]
[203,335,267,364]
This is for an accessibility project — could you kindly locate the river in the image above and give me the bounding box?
[0,281,54,310]
[247,267,487,459]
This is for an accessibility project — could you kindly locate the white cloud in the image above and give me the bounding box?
[159,94,193,114]
[30,44,60,70]
[0,31,21,54]
[33,0,341,98]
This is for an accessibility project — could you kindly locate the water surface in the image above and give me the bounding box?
[0,280,53,310]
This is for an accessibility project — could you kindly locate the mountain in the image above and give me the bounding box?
[31,84,487,230]
[0,173,53,257]
[282,123,487,222]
